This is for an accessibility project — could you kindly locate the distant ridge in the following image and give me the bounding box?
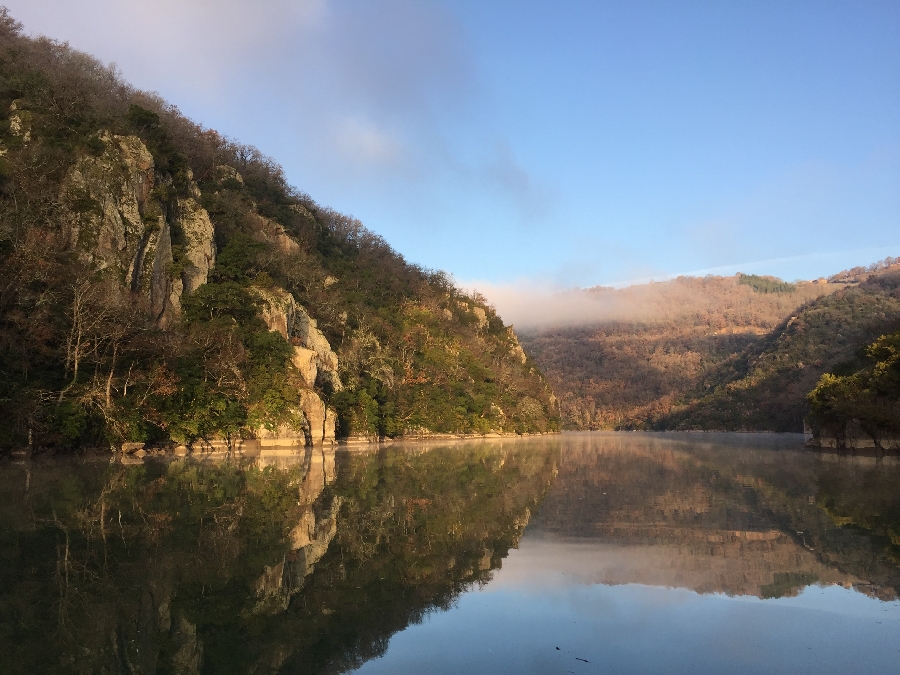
[521,261,900,431]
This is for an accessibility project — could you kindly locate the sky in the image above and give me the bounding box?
[6,0,899,318]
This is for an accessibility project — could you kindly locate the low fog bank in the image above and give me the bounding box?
[467,280,650,331]
[469,275,832,333]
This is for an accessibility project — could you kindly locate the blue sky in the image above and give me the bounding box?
[7,1,899,311]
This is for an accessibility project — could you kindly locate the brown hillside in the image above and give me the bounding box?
[520,274,835,429]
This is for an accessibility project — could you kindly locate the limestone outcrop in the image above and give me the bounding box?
[507,327,528,364]
[254,212,302,254]
[294,303,342,390]
[61,132,216,327]
[8,99,30,141]
[177,193,216,295]
[251,286,343,391]
[252,286,339,445]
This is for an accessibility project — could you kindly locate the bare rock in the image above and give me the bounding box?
[8,100,31,142]
[294,305,342,390]
[252,286,342,391]
[251,286,296,340]
[299,389,327,445]
[62,133,151,274]
[253,213,301,254]
[176,197,215,295]
[472,306,488,330]
[214,164,244,185]
[291,346,318,386]
[507,327,528,364]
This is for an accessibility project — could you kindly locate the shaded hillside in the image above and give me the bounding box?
[804,328,900,448]
[521,274,833,429]
[659,270,900,432]
[0,11,558,451]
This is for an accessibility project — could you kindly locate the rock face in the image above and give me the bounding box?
[293,304,342,391]
[251,285,343,392]
[176,193,216,295]
[254,212,302,254]
[507,327,528,364]
[252,286,339,445]
[61,132,215,326]
[8,99,30,141]
[472,306,488,330]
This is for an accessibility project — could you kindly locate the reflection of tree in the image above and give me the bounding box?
[0,440,557,674]
[530,434,900,600]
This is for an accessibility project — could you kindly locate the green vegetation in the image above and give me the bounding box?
[737,273,797,294]
[0,11,557,451]
[806,330,900,447]
[659,271,900,432]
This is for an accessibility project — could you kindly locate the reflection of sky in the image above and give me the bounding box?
[353,537,900,675]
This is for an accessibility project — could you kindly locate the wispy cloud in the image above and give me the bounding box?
[481,141,557,224]
[332,116,404,167]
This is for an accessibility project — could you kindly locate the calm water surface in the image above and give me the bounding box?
[2,433,899,673]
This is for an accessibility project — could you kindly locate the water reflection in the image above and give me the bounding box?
[528,433,900,601]
[0,439,557,674]
[1,433,899,674]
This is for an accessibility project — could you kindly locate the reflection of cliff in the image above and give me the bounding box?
[0,446,329,674]
[0,439,558,675]
[251,440,558,675]
[528,433,900,600]
[255,446,341,613]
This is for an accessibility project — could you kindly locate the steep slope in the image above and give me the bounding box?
[521,274,834,429]
[0,12,558,451]
[658,270,900,432]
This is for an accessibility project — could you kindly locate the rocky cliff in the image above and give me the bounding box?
[0,12,559,452]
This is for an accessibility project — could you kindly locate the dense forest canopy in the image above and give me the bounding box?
[0,9,558,452]
[737,273,797,294]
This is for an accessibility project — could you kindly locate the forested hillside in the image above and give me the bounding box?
[521,274,834,429]
[0,11,558,452]
[806,327,900,447]
[659,270,900,432]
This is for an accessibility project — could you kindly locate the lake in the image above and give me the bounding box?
[2,432,899,674]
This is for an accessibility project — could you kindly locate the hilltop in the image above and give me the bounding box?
[522,261,900,432]
[521,273,835,429]
[659,268,900,432]
[0,11,558,452]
